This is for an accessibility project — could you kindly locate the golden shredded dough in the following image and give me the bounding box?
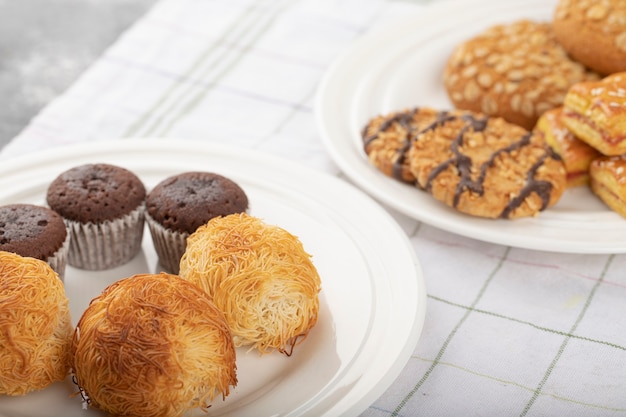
[71,273,237,417]
[0,251,73,395]
[179,213,322,355]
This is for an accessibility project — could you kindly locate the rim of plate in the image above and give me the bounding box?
[0,139,427,417]
[315,0,626,254]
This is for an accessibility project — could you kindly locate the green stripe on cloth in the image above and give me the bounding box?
[390,247,512,416]
[519,254,615,416]
[429,294,626,352]
[411,355,626,413]
[125,0,292,138]
[124,1,259,137]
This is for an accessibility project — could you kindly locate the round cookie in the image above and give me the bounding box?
[554,0,626,75]
[145,171,249,274]
[362,107,464,184]
[408,111,567,219]
[0,204,70,279]
[443,19,599,130]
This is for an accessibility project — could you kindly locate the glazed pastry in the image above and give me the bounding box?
[0,251,73,396]
[408,111,567,219]
[71,273,237,417]
[534,107,601,187]
[561,72,626,156]
[554,0,626,75]
[179,213,321,355]
[589,155,626,218]
[443,19,599,130]
[145,171,248,274]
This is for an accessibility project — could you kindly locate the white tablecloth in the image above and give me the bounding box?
[3,0,626,416]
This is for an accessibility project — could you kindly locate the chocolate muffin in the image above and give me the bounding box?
[0,204,70,280]
[46,163,146,270]
[145,172,248,274]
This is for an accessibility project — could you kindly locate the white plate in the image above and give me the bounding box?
[0,139,426,417]
[315,0,626,253]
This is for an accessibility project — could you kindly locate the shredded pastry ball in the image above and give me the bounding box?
[71,273,237,417]
[0,251,73,395]
[179,213,322,355]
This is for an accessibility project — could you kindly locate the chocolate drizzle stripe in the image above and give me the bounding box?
[392,111,457,182]
[363,109,461,183]
[449,131,533,206]
[364,108,562,219]
[421,114,558,218]
[362,109,418,182]
[424,114,490,202]
[499,146,558,219]
[362,109,418,149]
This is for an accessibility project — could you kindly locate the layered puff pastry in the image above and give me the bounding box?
[562,72,626,156]
[535,107,601,187]
[589,155,626,218]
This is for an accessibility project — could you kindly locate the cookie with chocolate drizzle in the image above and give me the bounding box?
[362,107,467,183]
[408,110,567,219]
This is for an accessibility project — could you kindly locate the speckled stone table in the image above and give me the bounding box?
[0,0,156,149]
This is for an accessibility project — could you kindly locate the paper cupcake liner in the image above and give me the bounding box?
[66,204,145,270]
[145,213,188,275]
[46,230,71,281]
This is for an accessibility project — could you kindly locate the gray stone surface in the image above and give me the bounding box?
[0,0,157,150]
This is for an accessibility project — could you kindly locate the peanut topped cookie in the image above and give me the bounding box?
[443,20,599,130]
[408,111,567,219]
[554,0,626,75]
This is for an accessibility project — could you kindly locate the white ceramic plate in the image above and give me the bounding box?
[0,139,426,417]
[316,0,626,253]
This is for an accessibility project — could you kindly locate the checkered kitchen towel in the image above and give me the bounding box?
[2,0,626,416]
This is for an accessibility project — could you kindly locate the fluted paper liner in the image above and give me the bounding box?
[47,230,71,281]
[145,213,188,275]
[65,204,145,270]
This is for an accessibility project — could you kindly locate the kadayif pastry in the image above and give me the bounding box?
[179,213,321,355]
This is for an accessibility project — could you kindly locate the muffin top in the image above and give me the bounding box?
[0,204,68,261]
[146,172,248,234]
[46,163,146,223]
